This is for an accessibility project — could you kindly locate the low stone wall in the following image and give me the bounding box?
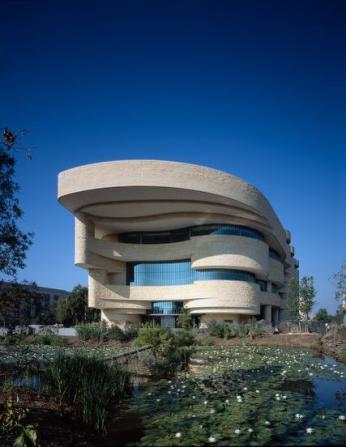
[102,345,153,376]
[321,333,346,362]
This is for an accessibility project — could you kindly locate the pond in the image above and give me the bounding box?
[112,346,346,446]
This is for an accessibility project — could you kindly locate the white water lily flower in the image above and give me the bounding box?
[175,432,182,438]
[225,399,229,404]
[255,390,260,393]
[204,400,208,405]
[295,413,304,420]
[210,409,215,414]
[265,421,270,426]
[234,429,241,435]
[338,415,346,421]
[208,436,216,443]
[306,428,313,434]
[248,428,253,433]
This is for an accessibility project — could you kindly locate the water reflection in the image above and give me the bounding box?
[313,379,346,412]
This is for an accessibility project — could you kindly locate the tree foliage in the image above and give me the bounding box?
[287,278,300,320]
[56,285,100,326]
[314,308,331,322]
[0,127,33,277]
[331,260,346,303]
[287,276,316,321]
[299,276,316,320]
[0,281,41,326]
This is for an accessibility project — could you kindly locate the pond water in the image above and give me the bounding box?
[2,346,346,445]
[111,347,346,446]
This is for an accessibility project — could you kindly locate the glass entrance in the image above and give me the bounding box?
[160,316,176,328]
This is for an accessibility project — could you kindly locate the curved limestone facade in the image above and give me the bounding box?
[58,160,299,328]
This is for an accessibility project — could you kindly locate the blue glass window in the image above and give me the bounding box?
[257,280,268,292]
[269,248,282,262]
[151,301,183,315]
[272,283,281,294]
[118,224,264,244]
[127,260,256,286]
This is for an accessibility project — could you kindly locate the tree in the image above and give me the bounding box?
[315,308,330,322]
[331,261,346,303]
[0,281,41,327]
[287,276,316,321]
[287,278,300,321]
[0,127,33,277]
[299,276,316,320]
[55,285,100,326]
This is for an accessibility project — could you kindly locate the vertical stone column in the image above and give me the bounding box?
[74,213,95,267]
[264,305,272,325]
[273,307,279,326]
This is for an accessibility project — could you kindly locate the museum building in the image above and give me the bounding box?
[58,160,299,328]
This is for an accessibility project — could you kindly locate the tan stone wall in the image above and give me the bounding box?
[58,160,299,325]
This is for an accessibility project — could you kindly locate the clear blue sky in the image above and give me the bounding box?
[1,0,345,313]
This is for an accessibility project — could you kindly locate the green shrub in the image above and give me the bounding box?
[196,335,214,346]
[3,335,22,345]
[26,334,67,346]
[176,312,192,329]
[123,326,138,340]
[45,352,130,432]
[107,325,127,341]
[76,322,108,342]
[134,324,196,377]
[209,320,265,339]
[133,322,165,348]
[76,322,137,343]
[174,330,196,347]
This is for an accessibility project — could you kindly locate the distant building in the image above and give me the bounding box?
[0,282,70,325]
[58,160,299,328]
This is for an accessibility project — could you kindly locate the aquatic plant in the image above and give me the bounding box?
[45,352,130,432]
[130,346,346,446]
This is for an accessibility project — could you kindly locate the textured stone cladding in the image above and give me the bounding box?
[58,160,299,326]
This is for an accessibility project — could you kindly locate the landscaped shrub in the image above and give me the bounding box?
[107,324,127,341]
[133,322,165,349]
[176,312,193,329]
[134,323,196,377]
[45,352,130,432]
[196,335,214,346]
[209,320,266,339]
[174,330,196,347]
[26,334,67,346]
[76,322,108,342]
[123,326,138,340]
[76,322,137,343]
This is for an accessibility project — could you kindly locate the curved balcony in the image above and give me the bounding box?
[268,258,285,285]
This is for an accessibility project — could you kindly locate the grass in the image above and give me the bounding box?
[76,322,138,343]
[25,334,67,346]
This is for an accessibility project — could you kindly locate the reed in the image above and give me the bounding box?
[45,352,130,432]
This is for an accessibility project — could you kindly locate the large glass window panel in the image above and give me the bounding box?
[127,260,256,286]
[118,224,264,244]
[142,232,171,244]
[151,301,183,315]
[119,232,141,244]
